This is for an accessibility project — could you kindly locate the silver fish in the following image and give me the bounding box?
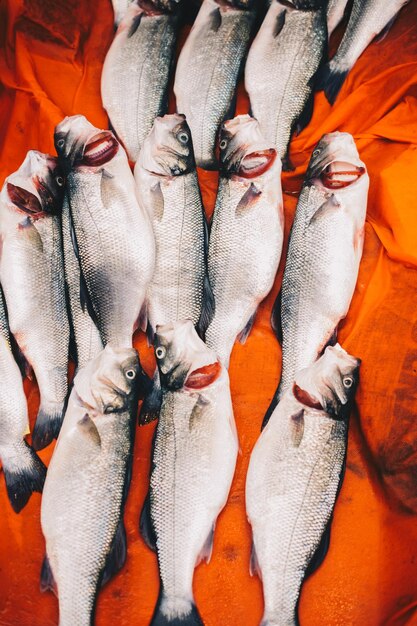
[41,344,150,626]
[263,132,368,427]
[245,0,327,170]
[141,320,238,625]
[318,0,409,103]
[0,286,46,512]
[55,115,155,349]
[327,0,349,36]
[246,344,360,626]
[102,0,182,162]
[174,0,257,169]
[0,151,70,450]
[205,115,284,367]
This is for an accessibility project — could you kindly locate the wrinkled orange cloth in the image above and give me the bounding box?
[1,1,417,625]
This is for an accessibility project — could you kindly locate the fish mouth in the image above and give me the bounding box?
[321,161,366,189]
[81,132,119,166]
[237,149,277,179]
[6,183,45,217]
[184,361,222,390]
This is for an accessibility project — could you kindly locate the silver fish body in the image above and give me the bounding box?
[174,0,256,169]
[0,287,46,512]
[145,321,238,625]
[205,115,284,367]
[245,1,327,170]
[41,344,148,626]
[0,151,69,450]
[318,0,409,102]
[327,0,349,36]
[102,1,182,162]
[246,344,360,626]
[55,115,155,349]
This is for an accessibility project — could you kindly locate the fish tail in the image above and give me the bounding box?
[316,62,349,105]
[32,401,66,450]
[151,591,204,626]
[2,441,47,513]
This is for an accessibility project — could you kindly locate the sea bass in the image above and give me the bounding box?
[41,344,150,626]
[55,115,155,349]
[205,115,283,367]
[263,132,368,427]
[102,0,182,162]
[318,0,409,103]
[0,151,70,450]
[141,320,238,625]
[174,0,257,169]
[0,287,46,512]
[245,0,327,170]
[327,0,349,36]
[246,344,360,626]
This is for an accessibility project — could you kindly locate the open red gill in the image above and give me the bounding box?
[293,383,324,411]
[238,148,277,179]
[184,361,222,390]
[6,182,43,216]
[321,161,365,189]
[82,132,119,167]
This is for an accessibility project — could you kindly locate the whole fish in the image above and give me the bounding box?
[0,151,70,450]
[317,0,409,103]
[54,114,155,349]
[141,320,238,626]
[41,344,150,626]
[174,0,257,169]
[245,0,327,170]
[102,0,182,163]
[134,114,209,422]
[205,115,283,367]
[0,287,46,512]
[327,0,349,36]
[246,344,360,626]
[263,132,368,427]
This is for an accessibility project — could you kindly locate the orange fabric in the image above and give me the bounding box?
[1,1,417,625]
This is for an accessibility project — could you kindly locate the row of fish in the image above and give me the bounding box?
[105,0,408,170]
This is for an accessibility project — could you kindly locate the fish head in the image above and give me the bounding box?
[139,114,195,176]
[293,343,361,420]
[154,320,221,391]
[54,114,119,172]
[307,132,367,191]
[4,150,65,219]
[74,344,150,415]
[219,114,278,179]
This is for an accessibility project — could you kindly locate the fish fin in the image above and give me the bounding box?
[101,518,127,586]
[189,395,209,431]
[101,168,114,179]
[139,369,162,425]
[374,15,398,43]
[261,389,280,430]
[150,593,204,626]
[40,555,58,596]
[128,12,143,37]
[137,301,148,334]
[316,64,348,105]
[150,181,165,221]
[321,328,338,353]
[304,519,331,578]
[290,409,305,447]
[273,9,286,37]
[10,336,33,380]
[139,490,157,551]
[196,273,215,340]
[2,441,46,513]
[237,310,257,345]
[249,543,262,579]
[79,269,100,329]
[236,183,262,215]
[309,194,341,224]
[270,290,283,344]
[208,7,222,32]
[77,414,102,447]
[32,402,65,450]
[146,321,155,346]
[196,526,215,565]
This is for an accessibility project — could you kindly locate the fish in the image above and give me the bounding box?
[0,150,70,450]
[205,114,284,367]
[102,0,182,163]
[317,0,409,103]
[54,114,155,349]
[327,0,349,36]
[40,343,150,625]
[0,286,46,512]
[174,0,257,169]
[263,132,368,428]
[246,344,361,626]
[245,0,327,170]
[140,320,238,626]
[134,114,210,423]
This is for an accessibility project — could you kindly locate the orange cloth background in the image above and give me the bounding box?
[1,1,417,624]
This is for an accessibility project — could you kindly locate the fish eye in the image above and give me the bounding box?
[125,368,136,380]
[343,376,354,388]
[104,404,115,413]
[178,131,189,144]
[313,148,321,157]
[57,138,65,148]
[155,346,166,360]
[55,176,65,187]
[219,139,228,150]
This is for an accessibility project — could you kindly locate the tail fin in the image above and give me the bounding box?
[2,441,47,513]
[32,401,65,450]
[316,63,349,104]
[151,592,203,626]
